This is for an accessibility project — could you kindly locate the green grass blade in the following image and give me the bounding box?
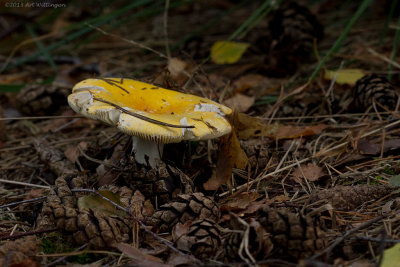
[309,0,373,81]
[2,0,153,72]
[25,25,57,72]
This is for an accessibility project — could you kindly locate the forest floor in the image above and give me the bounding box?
[0,1,400,266]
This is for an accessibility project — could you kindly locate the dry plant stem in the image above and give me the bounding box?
[367,47,400,69]
[45,244,88,267]
[219,157,311,198]
[0,227,58,241]
[316,119,400,158]
[310,215,386,260]
[86,23,167,59]
[0,196,46,209]
[1,112,398,122]
[0,115,84,121]
[71,188,188,257]
[0,178,50,189]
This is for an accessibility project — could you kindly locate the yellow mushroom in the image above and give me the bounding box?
[68,78,232,168]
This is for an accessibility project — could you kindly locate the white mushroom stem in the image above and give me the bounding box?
[131,136,164,168]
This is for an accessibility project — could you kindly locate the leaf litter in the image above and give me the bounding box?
[1,1,400,266]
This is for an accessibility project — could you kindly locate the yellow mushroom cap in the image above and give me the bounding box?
[68,78,232,143]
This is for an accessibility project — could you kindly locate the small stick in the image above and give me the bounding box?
[0,178,50,189]
[71,188,188,257]
[93,97,194,129]
[45,244,88,267]
[0,227,58,241]
[310,215,386,260]
[0,196,47,209]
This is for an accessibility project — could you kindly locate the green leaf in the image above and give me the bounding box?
[380,243,400,267]
[211,41,250,64]
[77,190,125,217]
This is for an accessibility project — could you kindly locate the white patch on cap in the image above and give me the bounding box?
[68,91,93,112]
[73,85,106,92]
[194,103,224,116]
[180,117,195,139]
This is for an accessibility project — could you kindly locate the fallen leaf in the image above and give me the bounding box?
[116,243,169,267]
[234,112,328,140]
[379,243,400,267]
[234,112,280,139]
[64,141,88,163]
[172,221,192,252]
[324,68,365,85]
[358,138,400,155]
[220,191,261,212]
[232,74,281,95]
[77,190,125,217]
[211,41,250,64]
[292,163,325,182]
[224,93,255,113]
[275,124,329,139]
[203,130,248,190]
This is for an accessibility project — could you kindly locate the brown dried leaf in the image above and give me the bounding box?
[172,221,192,251]
[64,141,88,163]
[358,138,400,155]
[116,243,169,267]
[203,131,248,190]
[292,163,325,182]
[224,93,255,113]
[234,112,328,140]
[234,112,280,139]
[275,124,329,139]
[220,191,261,212]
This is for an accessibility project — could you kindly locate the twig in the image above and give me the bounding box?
[219,157,311,197]
[0,227,58,241]
[310,215,386,260]
[45,244,88,267]
[70,188,188,257]
[86,23,167,59]
[0,178,50,189]
[0,196,47,209]
[316,119,400,158]
[93,97,194,128]
[0,115,83,121]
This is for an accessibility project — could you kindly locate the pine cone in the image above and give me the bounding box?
[257,2,323,77]
[257,207,328,259]
[124,161,194,206]
[17,84,69,115]
[310,184,394,211]
[39,175,140,248]
[352,74,399,112]
[269,2,323,54]
[174,219,222,261]
[223,218,273,262]
[148,193,220,232]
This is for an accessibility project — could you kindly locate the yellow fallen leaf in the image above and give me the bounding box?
[379,243,400,267]
[324,68,365,85]
[77,190,126,217]
[211,41,250,64]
